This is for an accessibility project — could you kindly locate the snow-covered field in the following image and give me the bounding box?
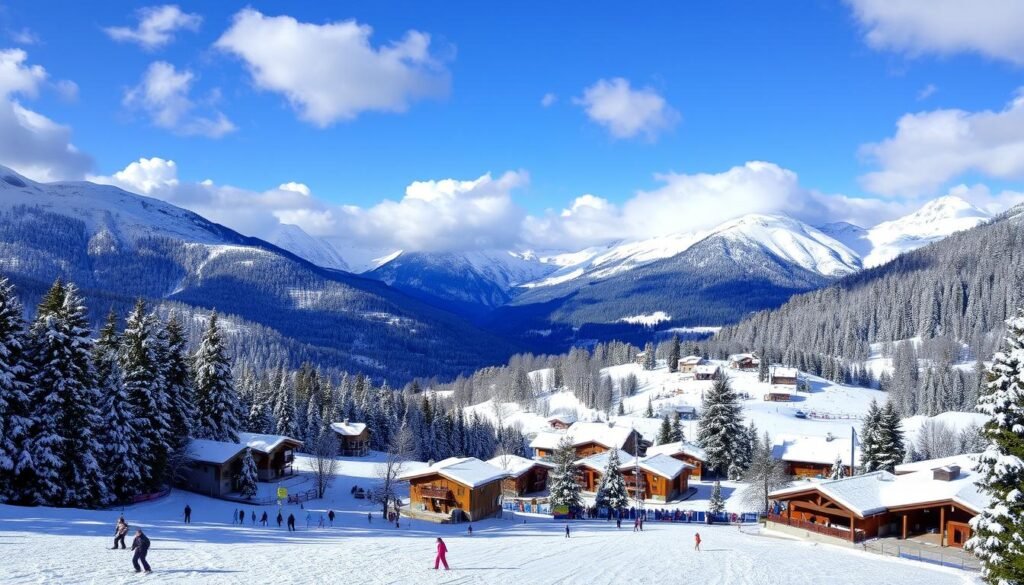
[0,454,977,585]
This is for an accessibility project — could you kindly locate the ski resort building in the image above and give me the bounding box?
[329,420,370,457]
[621,454,693,502]
[728,353,759,370]
[179,439,248,497]
[645,441,707,480]
[577,450,637,492]
[677,355,705,373]
[768,454,984,547]
[400,457,507,522]
[530,422,642,460]
[487,454,554,497]
[237,433,302,481]
[693,364,720,380]
[770,434,855,478]
[768,366,799,386]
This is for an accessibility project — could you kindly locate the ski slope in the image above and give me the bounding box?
[0,454,976,585]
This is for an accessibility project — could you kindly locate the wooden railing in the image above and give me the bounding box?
[767,512,866,543]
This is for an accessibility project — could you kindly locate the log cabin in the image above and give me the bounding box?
[727,353,759,370]
[770,434,855,478]
[546,414,577,430]
[400,457,507,522]
[529,422,642,460]
[576,450,637,493]
[644,441,707,480]
[329,420,370,457]
[693,364,720,381]
[677,355,705,373]
[768,454,984,548]
[237,433,303,481]
[178,439,247,497]
[621,454,693,502]
[768,366,799,386]
[487,454,555,497]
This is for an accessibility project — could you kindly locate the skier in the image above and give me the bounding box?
[367,512,372,524]
[633,518,640,533]
[467,524,473,536]
[130,529,151,573]
[434,537,449,570]
[232,508,238,524]
[238,509,245,525]
[112,516,129,549]
[260,511,268,526]
[565,523,570,538]
[183,504,191,524]
[328,510,335,526]
[251,510,256,525]
[287,513,296,532]
[694,532,701,551]
[616,516,622,529]
[276,511,283,528]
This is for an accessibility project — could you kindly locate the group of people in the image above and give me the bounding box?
[110,516,152,573]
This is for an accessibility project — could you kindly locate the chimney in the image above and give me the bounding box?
[343,418,349,425]
[933,465,960,481]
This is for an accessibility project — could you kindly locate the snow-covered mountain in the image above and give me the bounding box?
[861,196,990,268]
[268,223,349,271]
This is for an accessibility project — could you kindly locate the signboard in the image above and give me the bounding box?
[552,505,570,519]
[277,487,288,500]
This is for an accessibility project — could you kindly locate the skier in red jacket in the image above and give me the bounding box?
[434,537,450,570]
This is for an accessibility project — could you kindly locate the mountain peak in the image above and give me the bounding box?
[863,195,990,268]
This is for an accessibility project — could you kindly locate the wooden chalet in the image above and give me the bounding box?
[529,422,642,460]
[769,366,799,387]
[621,454,693,502]
[178,439,247,497]
[400,457,507,522]
[771,434,855,478]
[634,351,648,365]
[693,364,720,381]
[576,450,637,493]
[677,355,705,373]
[727,353,759,370]
[487,454,554,497]
[768,455,984,548]
[645,441,707,480]
[238,433,302,481]
[329,420,370,457]
[546,413,577,430]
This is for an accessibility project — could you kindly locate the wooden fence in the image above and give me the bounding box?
[767,512,866,543]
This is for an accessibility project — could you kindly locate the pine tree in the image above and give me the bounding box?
[966,310,1024,585]
[548,437,583,512]
[273,367,297,437]
[644,397,654,418]
[758,357,769,383]
[192,313,239,442]
[0,279,30,503]
[94,312,142,502]
[741,432,788,516]
[829,453,846,480]
[697,374,744,478]
[594,449,630,512]
[875,401,906,472]
[667,335,680,373]
[25,281,107,507]
[860,399,882,473]
[162,315,194,455]
[708,481,725,515]
[616,401,625,416]
[670,412,684,443]
[642,342,656,371]
[657,414,673,445]
[237,448,259,499]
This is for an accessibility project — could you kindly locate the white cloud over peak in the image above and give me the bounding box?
[860,90,1024,196]
[0,49,91,181]
[541,93,557,107]
[124,61,236,138]
[215,9,450,127]
[104,5,202,50]
[575,78,679,141]
[846,0,1024,65]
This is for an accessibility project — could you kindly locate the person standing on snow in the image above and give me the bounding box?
[305,511,312,529]
[287,513,296,532]
[112,516,129,549]
[467,524,473,536]
[565,523,570,538]
[260,511,268,526]
[183,504,191,524]
[367,512,372,524]
[277,511,283,528]
[238,509,245,525]
[328,510,335,526]
[251,510,256,525]
[232,508,238,524]
[434,537,449,570]
[694,532,702,551]
[130,529,152,573]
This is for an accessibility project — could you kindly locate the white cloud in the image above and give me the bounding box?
[846,0,1024,65]
[860,90,1024,196]
[124,61,236,138]
[104,5,202,50]
[541,93,557,107]
[10,28,38,46]
[54,79,78,102]
[0,49,91,181]
[575,78,679,141]
[916,83,937,101]
[215,9,450,127]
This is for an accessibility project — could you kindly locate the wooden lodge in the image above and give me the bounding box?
[645,441,707,480]
[771,434,855,478]
[621,454,693,502]
[764,391,793,402]
[677,355,705,373]
[178,439,247,497]
[546,414,577,430]
[329,420,370,457]
[693,364,720,381]
[727,353,759,370]
[768,455,984,548]
[487,454,554,497]
[768,366,799,387]
[400,457,507,522]
[529,421,642,460]
[577,450,637,492]
[237,433,302,481]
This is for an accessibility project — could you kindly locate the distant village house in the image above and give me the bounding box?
[330,420,370,457]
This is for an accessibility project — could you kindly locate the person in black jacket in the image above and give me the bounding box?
[183,504,191,524]
[287,513,296,532]
[130,529,151,573]
[276,511,283,527]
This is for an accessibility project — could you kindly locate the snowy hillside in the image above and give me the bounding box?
[268,223,349,271]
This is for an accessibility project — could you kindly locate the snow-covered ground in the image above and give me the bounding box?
[0,453,977,585]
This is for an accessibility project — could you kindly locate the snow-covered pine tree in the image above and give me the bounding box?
[594,449,630,513]
[966,310,1024,585]
[668,335,680,374]
[26,281,107,507]
[645,397,654,418]
[0,278,30,503]
[697,374,744,478]
[162,315,194,453]
[94,311,142,502]
[237,448,259,499]
[548,437,583,512]
[758,357,769,383]
[272,365,297,437]
[741,432,788,516]
[670,412,684,443]
[305,385,324,446]
[617,401,625,416]
[657,414,673,445]
[192,313,240,442]
[874,401,906,472]
[642,342,656,371]
[860,399,882,473]
[829,453,846,480]
[708,480,725,515]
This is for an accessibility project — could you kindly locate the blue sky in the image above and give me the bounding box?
[2,1,1024,258]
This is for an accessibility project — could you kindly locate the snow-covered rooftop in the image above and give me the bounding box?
[529,422,638,451]
[399,457,508,488]
[770,454,987,517]
[576,450,636,472]
[770,367,799,378]
[547,413,577,423]
[486,454,554,478]
[188,439,246,464]
[645,441,707,461]
[634,454,693,479]
[728,353,758,362]
[771,434,856,466]
[237,432,301,454]
[693,365,720,375]
[330,421,368,436]
[894,454,975,475]
[679,355,704,365]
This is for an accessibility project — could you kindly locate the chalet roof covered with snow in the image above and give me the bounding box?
[728,353,758,362]
[237,432,302,454]
[486,454,555,477]
[576,450,636,472]
[529,422,638,451]
[645,441,707,461]
[679,355,704,365]
[894,454,977,475]
[188,439,247,464]
[770,366,799,378]
[771,434,856,466]
[399,457,508,488]
[693,365,720,375]
[330,421,368,436]
[770,454,988,517]
[546,413,577,423]
[634,454,693,479]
